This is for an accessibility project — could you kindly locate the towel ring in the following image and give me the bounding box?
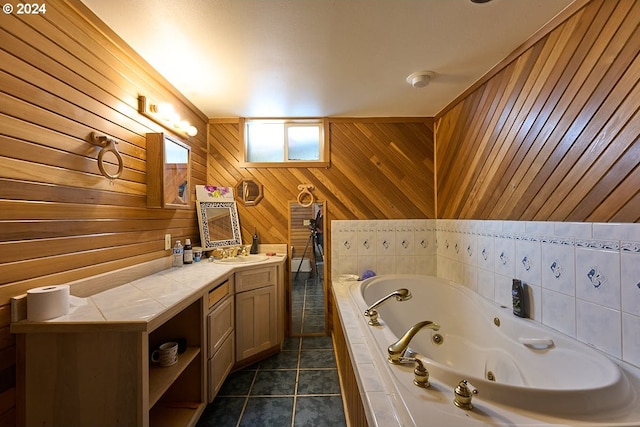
[89,132,124,180]
[297,184,315,207]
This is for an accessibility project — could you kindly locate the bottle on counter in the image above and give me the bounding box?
[173,240,184,267]
[183,239,193,264]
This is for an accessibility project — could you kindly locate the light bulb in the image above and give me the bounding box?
[156,103,174,120]
[186,125,198,137]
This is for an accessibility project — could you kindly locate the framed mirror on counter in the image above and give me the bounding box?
[197,200,242,250]
[146,133,191,209]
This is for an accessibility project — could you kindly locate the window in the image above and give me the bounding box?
[241,119,329,167]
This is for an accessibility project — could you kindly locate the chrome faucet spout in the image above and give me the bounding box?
[388,320,440,364]
[364,288,412,326]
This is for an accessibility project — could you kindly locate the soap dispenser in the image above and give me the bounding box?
[250,228,259,254]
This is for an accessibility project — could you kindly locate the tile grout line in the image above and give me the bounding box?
[290,335,303,427]
[235,369,258,427]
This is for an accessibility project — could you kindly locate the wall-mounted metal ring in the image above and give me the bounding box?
[89,132,124,180]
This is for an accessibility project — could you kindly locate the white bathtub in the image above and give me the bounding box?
[336,274,640,426]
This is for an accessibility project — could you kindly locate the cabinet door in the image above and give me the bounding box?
[235,285,277,361]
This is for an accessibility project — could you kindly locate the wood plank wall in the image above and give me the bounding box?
[436,0,640,222]
[0,1,207,425]
[207,117,436,279]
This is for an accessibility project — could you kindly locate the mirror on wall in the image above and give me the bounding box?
[196,200,242,250]
[289,201,326,336]
[146,133,191,209]
[235,179,263,206]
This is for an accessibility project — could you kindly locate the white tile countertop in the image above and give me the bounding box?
[11,251,286,333]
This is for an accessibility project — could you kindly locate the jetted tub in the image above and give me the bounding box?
[342,274,640,425]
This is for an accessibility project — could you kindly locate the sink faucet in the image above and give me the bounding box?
[388,320,440,364]
[364,288,412,326]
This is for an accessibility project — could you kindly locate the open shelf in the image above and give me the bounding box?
[149,346,200,407]
[149,403,205,427]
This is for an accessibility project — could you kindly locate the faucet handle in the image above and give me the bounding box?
[397,357,430,388]
[453,379,478,410]
[363,308,380,326]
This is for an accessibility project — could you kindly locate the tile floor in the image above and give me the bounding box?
[197,335,346,427]
[291,270,325,335]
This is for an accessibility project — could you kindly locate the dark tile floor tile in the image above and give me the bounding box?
[301,335,333,349]
[196,396,245,427]
[240,397,294,427]
[304,285,324,296]
[303,297,324,309]
[304,307,325,316]
[299,349,336,369]
[297,369,341,395]
[294,396,346,427]
[302,315,326,334]
[304,289,323,297]
[217,370,256,396]
[251,369,297,395]
[259,350,299,369]
[282,336,301,351]
[292,320,303,334]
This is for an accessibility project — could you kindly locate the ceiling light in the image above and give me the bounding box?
[406,71,435,88]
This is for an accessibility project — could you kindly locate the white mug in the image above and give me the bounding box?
[151,342,178,367]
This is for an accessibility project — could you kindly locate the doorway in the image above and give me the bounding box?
[289,201,326,336]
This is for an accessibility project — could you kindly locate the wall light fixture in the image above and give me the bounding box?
[138,95,198,137]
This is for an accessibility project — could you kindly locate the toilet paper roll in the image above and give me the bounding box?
[27,285,70,321]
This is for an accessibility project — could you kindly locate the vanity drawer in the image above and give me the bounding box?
[207,295,234,357]
[235,266,276,292]
[208,333,234,402]
[208,280,230,309]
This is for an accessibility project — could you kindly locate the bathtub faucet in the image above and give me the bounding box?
[388,320,440,364]
[363,288,412,326]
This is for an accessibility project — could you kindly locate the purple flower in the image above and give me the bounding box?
[204,186,230,197]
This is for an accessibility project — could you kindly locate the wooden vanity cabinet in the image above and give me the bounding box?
[16,297,206,427]
[235,265,279,362]
[13,258,286,426]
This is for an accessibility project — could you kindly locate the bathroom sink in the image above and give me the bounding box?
[214,254,269,265]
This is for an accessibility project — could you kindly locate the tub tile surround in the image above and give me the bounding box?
[331,219,640,369]
[331,220,437,279]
